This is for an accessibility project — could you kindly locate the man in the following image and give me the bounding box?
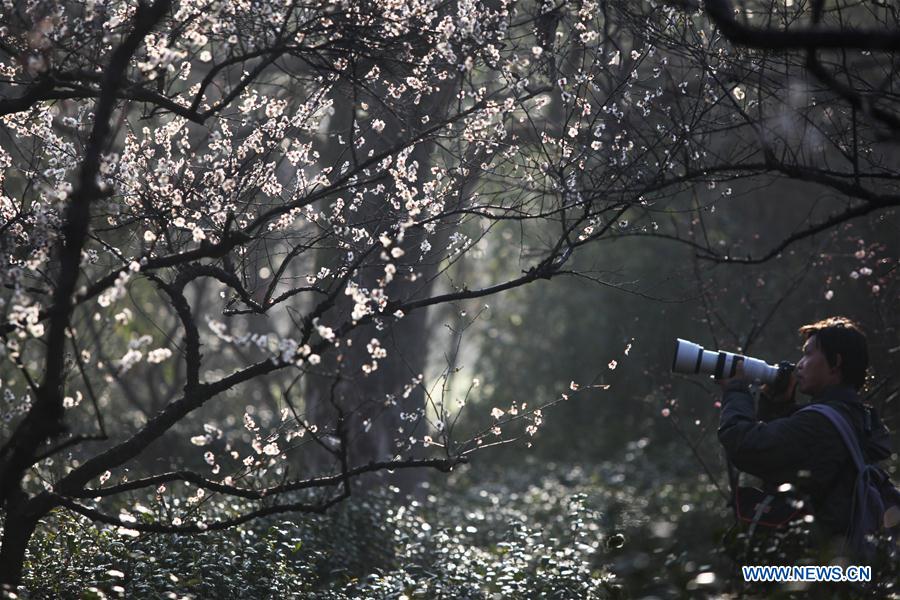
[717,316,892,564]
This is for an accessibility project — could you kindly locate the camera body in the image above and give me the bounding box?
[672,338,795,391]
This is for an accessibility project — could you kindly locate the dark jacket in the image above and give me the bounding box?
[718,382,893,540]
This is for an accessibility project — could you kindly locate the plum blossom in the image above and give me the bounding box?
[116,348,143,373]
[147,348,173,363]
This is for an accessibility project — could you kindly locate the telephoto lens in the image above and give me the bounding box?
[671,338,794,385]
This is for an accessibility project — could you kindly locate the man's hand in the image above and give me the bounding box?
[758,371,799,421]
[716,358,746,389]
[760,371,798,404]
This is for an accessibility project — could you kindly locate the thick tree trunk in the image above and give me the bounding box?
[0,492,55,590]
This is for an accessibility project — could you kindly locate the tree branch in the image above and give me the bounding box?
[705,0,900,52]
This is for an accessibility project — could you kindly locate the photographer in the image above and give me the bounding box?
[716,317,892,564]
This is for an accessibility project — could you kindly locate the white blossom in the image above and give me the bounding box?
[116,348,143,373]
[147,348,173,363]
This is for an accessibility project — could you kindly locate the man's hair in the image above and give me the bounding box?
[798,316,868,390]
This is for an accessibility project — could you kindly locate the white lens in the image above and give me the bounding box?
[672,338,780,383]
[742,357,778,384]
[672,339,705,374]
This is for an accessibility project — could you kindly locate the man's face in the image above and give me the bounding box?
[795,335,842,396]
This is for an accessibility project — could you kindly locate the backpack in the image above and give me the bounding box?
[798,403,900,564]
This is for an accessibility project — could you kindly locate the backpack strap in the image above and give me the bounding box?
[798,403,880,561]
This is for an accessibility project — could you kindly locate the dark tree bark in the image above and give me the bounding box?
[0,0,173,586]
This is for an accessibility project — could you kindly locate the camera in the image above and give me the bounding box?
[672,338,795,390]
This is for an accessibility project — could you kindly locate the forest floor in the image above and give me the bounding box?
[11,442,899,598]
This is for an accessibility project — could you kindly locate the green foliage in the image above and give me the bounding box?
[10,461,639,599]
[9,435,900,598]
[18,511,313,598]
[7,440,736,599]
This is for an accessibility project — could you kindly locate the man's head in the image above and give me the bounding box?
[795,316,868,396]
